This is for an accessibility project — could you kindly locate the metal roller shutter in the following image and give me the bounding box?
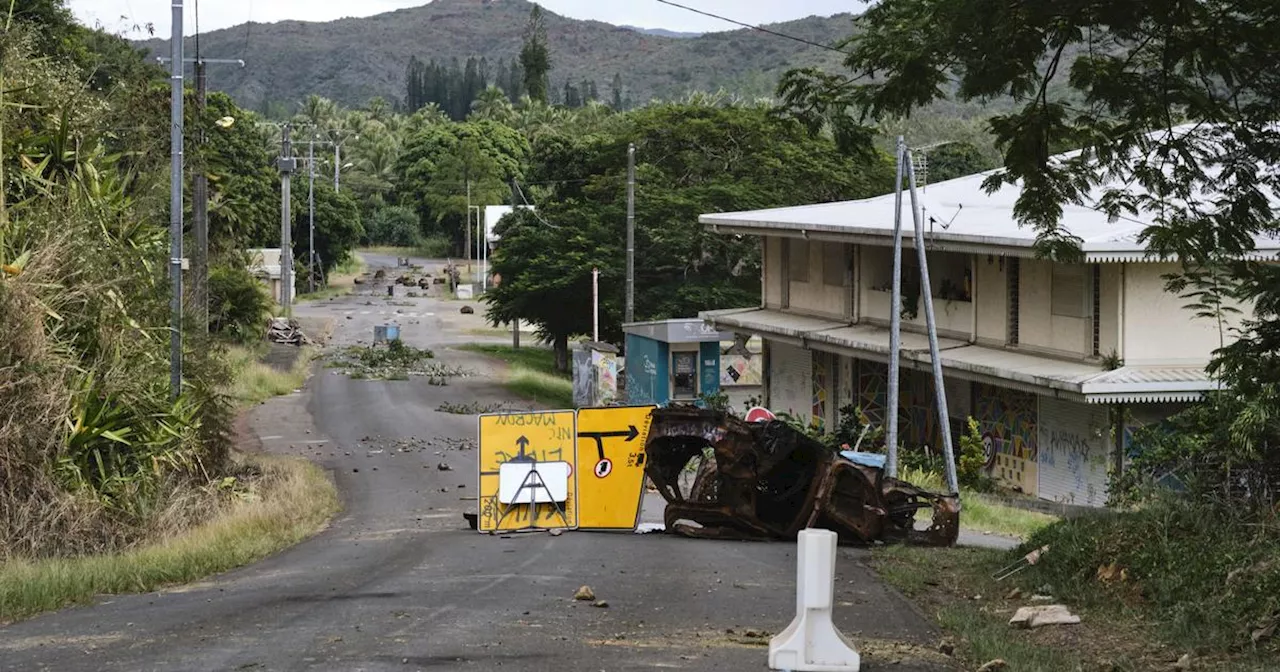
[1037,397,1111,506]
[768,341,812,422]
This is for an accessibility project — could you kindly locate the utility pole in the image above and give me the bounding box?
[155,56,244,336]
[886,136,907,477]
[465,178,472,274]
[308,136,316,294]
[334,143,341,191]
[278,125,296,316]
[192,60,208,334]
[168,0,184,400]
[625,143,636,324]
[510,177,520,349]
[592,267,600,342]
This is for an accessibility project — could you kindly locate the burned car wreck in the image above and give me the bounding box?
[642,406,959,546]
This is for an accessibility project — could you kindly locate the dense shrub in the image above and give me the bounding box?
[365,206,422,247]
[208,265,270,341]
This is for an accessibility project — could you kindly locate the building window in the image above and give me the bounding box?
[1052,263,1092,318]
[672,351,697,399]
[789,239,810,283]
[1008,258,1020,345]
[823,243,848,287]
[871,250,970,301]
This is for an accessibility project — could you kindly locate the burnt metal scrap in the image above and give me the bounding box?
[643,406,959,546]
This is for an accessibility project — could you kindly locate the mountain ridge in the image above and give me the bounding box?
[136,0,854,112]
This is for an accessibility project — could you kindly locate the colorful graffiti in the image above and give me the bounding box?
[855,361,942,448]
[721,354,763,386]
[973,382,1038,494]
[812,354,830,429]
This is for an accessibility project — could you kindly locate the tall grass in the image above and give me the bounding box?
[458,344,574,408]
[361,235,451,260]
[0,455,339,623]
[899,466,1057,539]
[223,345,316,407]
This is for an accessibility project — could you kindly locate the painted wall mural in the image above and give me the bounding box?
[720,353,763,386]
[855,360,942,448]
[973,382,1039,495]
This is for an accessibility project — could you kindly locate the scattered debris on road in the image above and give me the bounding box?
[1009,604,1081,629]
[326,341,474,382]
[437,401,519,415]
[460,306,475,314]
[642,406,959,546]
[437,462,452,471]
[574,586,596,601]
[266,317,313,346]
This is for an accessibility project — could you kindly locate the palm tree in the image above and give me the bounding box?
[299,94,338,133]
[469,85,514,123]
[365,96,391,122]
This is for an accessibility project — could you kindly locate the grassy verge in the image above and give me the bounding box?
[459,344,574,408]
[224,344,317,406]
[296,255,366,303]
[0,454,339,623]
[899,467,1057,539]
[361,236,450,260]
[870,500,1280,671]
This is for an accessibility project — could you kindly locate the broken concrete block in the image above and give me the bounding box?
[1009,604,1081,629]
[573,585,595,601]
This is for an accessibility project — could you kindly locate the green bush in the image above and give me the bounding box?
[208,265,270,341]
[1019,496,1280,653]
[365,206,422,247]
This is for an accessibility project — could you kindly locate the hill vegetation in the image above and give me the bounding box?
[135,0,855,114]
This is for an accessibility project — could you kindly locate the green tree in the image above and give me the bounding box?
[394,120,528,245]
[285,180,363,287]
[790,0,1280,502]
[485,103,894,371]
[365,206,421,247]
[519,5,551,104]
[423,137,509,255]
[919,141,996,184]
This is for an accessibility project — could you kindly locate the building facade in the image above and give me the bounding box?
[698,158,1279,506]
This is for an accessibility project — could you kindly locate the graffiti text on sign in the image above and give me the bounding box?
[493,413,564,428]
[491,447,565,465]
[478,496,574,528]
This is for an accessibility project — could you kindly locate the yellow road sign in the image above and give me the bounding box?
[477,410,578,533]
[575,405,657,530]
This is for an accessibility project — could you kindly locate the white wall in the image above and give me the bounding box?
[973,255,1008,345]
[1018,259,1092,357]
[787,241,848,318]
[1037,397,1111,507]
[764,237,784,309]
[1122,262,1245,365]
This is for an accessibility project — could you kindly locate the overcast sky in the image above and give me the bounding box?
[67,1,861,38]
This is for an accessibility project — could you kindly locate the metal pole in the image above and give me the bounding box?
[193,59,208,334]
[625,143,636,323]
[510,178,520,349]
[465,179,472,274]
[308,136,316,294]
[334,143,340,191]
[592,267,600,342]
[885,137,906,476]
[905,147,959,495]
[168,0,184,400]
[279,125,294,316]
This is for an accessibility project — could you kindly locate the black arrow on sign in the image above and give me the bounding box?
[515,435,531,460]
[580,426,640,461]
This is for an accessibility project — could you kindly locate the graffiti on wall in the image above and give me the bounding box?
[721,354,763,386]
[855,361,941,448]
[812,354,830,430]
[973,382,1038,494]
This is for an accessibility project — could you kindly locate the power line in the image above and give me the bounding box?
[241,0,253,59]
[652,0,850,55]
[194,0,200,59]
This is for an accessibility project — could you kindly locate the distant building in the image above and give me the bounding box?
[246,248,295,304]
[697,129,1280,506]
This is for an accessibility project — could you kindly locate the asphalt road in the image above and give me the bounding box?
[0,255,955,671]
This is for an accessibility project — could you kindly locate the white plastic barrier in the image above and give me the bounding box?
[768,529,861,671]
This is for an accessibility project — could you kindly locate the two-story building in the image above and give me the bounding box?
[698,153,1280,506]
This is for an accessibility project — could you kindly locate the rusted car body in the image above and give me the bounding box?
[642,406,959,546]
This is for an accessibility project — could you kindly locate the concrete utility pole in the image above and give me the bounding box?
[278,125,296,316]
[168,0,184,400]
[625,143,636,324]
[465,178,472,273]
[510,177,521,349]
[175,57,244,334]
[885,136,907,476]
[309,136,316,294]
[192,61,207,333]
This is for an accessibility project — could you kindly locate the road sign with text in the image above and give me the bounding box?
[477,410,578,533]
[575,405,656,530]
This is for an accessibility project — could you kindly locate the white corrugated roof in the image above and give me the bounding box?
[703,308,1218,404]
[701,125,1280,262]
